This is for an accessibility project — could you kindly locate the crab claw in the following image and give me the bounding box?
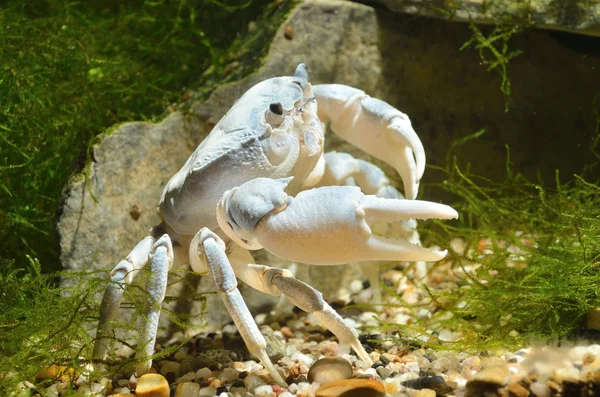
[217,178,457,265]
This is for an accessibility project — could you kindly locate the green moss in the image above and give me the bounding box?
[388,127,600,353]
[0,261,103,394]
[0,0,273,272]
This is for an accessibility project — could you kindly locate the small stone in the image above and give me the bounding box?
[159,361,181,376]
[349,280,363,294]
[128,375,138,389]
[244,374,268,393]
[175,372,196,384]
[315,379,385,397]
[402,376,452,395]
[220,367,239,382]
[530,382,550,397]
[196,367,212,381]
[281,327,294,339]
[175,382,200,397]
[209,378,222,389]
[308,357,353,384]
[113,387,131,394]
[375,367,391,378]
[466,358,509,396]
[230,386,247,395]
[507,382,529,397]
[136,374,169,397]
[379,355,390,366]
[199,386,216,396]
[412,390,436,397]
[174,350,191,362]
[254,384,274,396]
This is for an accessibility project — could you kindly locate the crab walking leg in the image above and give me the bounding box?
[313,84,425,200]
[93,236,155,370]
[226,244,372,366]
[193,229,287,387]
[134,234,174,375]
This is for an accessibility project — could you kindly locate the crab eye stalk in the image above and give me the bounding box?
[266,102,284,126]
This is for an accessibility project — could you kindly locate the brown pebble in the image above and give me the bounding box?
[412,390,436,397]
[316,379,385,397]
[136,373,169,397]
[281,327,294,339]
[508,382,530,397]
[546,380,561,393]
[283,26,295,40]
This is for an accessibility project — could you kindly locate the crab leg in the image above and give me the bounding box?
[93,236,154,370]
[227,244,373,366]
[192,229,287,387]
[313,84,424,200]
[135,234,174,375]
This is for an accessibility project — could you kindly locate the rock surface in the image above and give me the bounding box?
[366,0,600,37]
[58,0,600,340]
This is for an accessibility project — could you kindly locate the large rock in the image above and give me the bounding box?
[59,0,600,341]
[367,0,600,37]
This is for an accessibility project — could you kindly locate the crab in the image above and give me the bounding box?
[92,64,458,385]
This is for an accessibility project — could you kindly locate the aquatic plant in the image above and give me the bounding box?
[0,0,277,272]
[385,124,600,352]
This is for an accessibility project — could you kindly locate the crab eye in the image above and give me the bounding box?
[269,102,283,115]
[266,102,284,126]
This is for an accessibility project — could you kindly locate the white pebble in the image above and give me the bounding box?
[254,385,274,396]
[222,324,237,334]
[255,313,267,325]
[349,279,363,294]
[199,386,216,396]
[113,386,131,394]
[175,372,196,384]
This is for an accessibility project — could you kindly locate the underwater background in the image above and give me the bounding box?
[1,0,600,395]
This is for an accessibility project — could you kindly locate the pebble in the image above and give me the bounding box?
[507,382,530,397]
[199,386,216,396]
[412,390,436,397]
[159,361,181,376]
[530,381,550,397]
[244,374,268,393]
[196,367,212,381]
[135,374,169,397]
[175,382,200,397]
[308,357,353,384]
[315,379,386,397]
[254,384,274,396]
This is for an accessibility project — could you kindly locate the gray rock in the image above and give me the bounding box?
[365,0,600,37]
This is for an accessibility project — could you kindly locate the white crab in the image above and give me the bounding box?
[92,64,458,385]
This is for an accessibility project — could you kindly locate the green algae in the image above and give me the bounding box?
[384,125,600,353]
[0,0,274,272]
